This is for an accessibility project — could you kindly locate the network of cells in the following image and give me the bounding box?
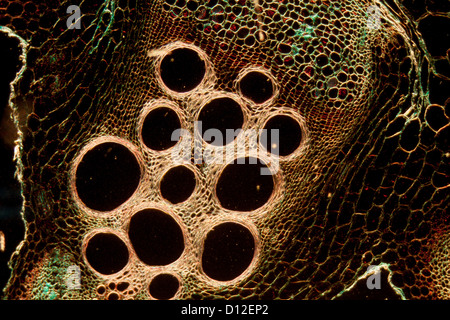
[0,0,449,300]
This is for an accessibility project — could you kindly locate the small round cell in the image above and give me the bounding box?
[260,115,303,156]
[198,97,244,146]
[85,232,129,275]
[239,71,275,104]
[216,157,274,211]
[149,274,180,300]
[117,282,129,292]
[142,107,181,151]
[202,222,255,281]
[107,292,120,300]
[160,166,196,204]
[75,142,141,212]
[160,47,206,92]
[128,209,184,266]
[97,285,106,295]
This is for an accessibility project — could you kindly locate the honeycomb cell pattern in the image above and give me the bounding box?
[71,41,287,299]
[1,0,449,300]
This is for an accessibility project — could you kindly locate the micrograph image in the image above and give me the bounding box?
[0,0,448,300]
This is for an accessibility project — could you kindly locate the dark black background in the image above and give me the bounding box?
[0,32,25,297]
